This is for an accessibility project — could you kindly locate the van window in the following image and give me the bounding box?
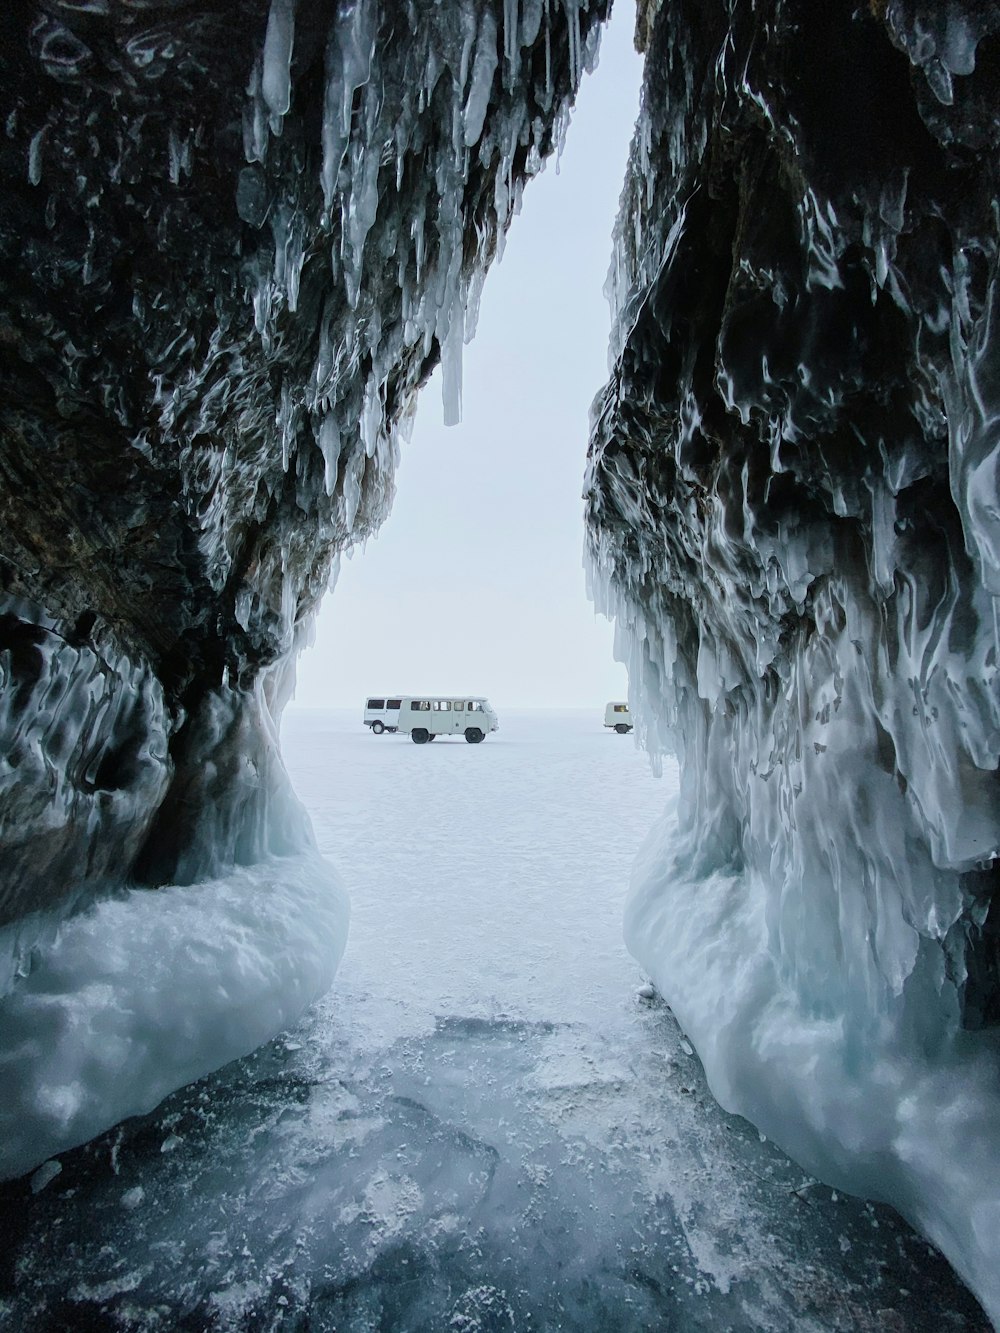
[452,701,464,712]
[433,700,451,711]
[367,698,385,710]
[386,698,401,710]
[469,701,483,712]
[410,700,430,711]
[614,704,628,713]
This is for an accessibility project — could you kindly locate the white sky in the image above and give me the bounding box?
[293,5,644,711]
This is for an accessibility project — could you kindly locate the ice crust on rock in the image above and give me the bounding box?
[0,0,605,909]
[586,0,1000,1322]
[0,0,606,1174]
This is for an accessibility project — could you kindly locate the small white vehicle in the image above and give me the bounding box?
[604,702,632,734]
[397,696,499,744]
[364,696,403,733]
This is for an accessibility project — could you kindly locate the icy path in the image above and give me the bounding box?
[0,711,988,1330]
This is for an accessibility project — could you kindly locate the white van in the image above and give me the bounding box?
[604,702,632,734]
[397,697,499,743]
[364,696,403,733]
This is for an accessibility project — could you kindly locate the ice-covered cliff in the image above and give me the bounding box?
[5,0,1000,1316]
[0,0,605,1173]
[586,0,1000,1322]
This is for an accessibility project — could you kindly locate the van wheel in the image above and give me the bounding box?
[412,728,429,744]
[465,728,484,744]
[371,720,385,734]
[615,723,630,734]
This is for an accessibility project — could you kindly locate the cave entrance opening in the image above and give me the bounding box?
[283,0,651,1042]
[291,2,641,718]
[265,6,700,1308]
[3,0,990,1321]
[282,0,652,1028]
[280,0,654,1177]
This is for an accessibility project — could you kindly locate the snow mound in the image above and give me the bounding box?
[0,851,349,1180]
[626,811,1000,1326]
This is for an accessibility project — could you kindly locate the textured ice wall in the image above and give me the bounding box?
[0,0,606,1173]
[586,0,1000,1320]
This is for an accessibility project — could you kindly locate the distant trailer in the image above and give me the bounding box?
[396,696,499,744]
[604,702,632,734]
[364,697,403,733]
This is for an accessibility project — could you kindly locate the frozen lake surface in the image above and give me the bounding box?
[0,710,988,1330]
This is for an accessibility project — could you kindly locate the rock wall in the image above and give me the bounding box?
[586,0,1000,1320]
[0,0,606,954]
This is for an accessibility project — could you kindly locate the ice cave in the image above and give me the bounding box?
[1,0,999,1328]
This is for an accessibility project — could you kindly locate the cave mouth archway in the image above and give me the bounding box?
[1,0,999,1323]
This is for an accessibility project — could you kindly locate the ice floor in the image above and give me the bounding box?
[0,710,989,1331]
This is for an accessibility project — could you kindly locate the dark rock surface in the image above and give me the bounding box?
[586,0,1000,1321]
[0,0,606,933]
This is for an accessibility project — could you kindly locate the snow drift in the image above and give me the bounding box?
[0,851,348,1180]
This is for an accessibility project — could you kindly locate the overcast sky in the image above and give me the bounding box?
[292,5,644,712]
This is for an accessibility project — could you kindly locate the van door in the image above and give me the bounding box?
[430,699,450,736]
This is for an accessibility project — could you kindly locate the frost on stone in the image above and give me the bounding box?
[586,0,1000,1323]
[0,0,606,1175]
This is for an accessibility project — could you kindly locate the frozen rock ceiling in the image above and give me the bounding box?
[1,0,999,1322]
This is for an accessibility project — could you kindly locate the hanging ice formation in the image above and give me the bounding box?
[586,0,1000,1324]
[0,0,605,1176]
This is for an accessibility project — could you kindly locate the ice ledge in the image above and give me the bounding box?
[626,812,1000,1327]
[0,851,349,1181]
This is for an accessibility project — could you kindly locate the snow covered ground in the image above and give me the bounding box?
[0,710,988,1330]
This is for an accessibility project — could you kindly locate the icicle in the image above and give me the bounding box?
[342,95,381,309]
[441,302,465,426]
[463,12,499,147]
[360,378,382,459]
[320,0,377,210]
[262,0,297,132]
[458,3,476,91]
[318,413,341,495]
[503,0,520,79]
[167,127,191,185]
[28,128,45,186]
[244,62,269,165]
